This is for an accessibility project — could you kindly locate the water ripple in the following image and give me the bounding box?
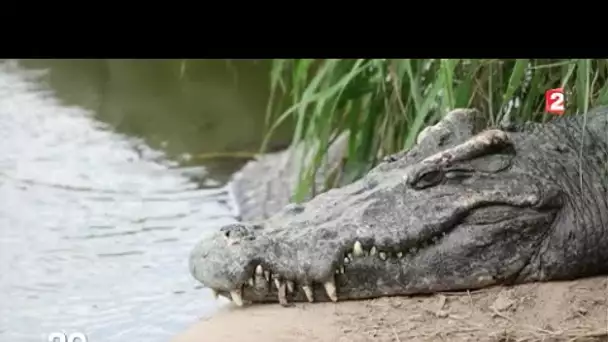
[0,61,234,341]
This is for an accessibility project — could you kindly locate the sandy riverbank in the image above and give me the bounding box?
[172,277,607,342]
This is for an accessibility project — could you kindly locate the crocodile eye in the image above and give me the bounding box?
[444,168,473,181]
[411,169,443,189]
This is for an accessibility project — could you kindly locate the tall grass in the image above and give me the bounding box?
[262,59,608,203]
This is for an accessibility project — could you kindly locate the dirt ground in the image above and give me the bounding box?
[172,277,607,342]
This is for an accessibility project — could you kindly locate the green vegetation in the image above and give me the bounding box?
[261,59,608,203]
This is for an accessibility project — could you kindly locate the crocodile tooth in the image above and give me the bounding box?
[379,252,387,261]
[323,277,338,302]
[253,266,268,290]
[277,281,289,306]
[247,277,254,286]
[353,240,364,257]
[274,278,281,289]
[264,270,270,282]
[302,285,314,302]
[211,289,219,299]
[286,280,295,293]
[370,246,377,256]
[343,256,350,264]
[339,266,345,274]
[255,265,263,276]
[230,289,244,307]
[397,252,403,258]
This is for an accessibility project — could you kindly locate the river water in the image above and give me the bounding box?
[0,60,291,342]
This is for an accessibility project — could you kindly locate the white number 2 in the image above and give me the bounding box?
[48,332,88,342]
[549,92,565,111]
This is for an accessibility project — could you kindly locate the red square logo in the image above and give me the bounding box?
[545,88,565,115]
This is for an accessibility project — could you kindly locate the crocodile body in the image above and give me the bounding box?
[190,107,608,306]
[229,131,349,222]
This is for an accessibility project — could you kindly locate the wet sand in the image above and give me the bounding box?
[172,277,607,342]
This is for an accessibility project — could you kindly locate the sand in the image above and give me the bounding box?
[172,276,607,342]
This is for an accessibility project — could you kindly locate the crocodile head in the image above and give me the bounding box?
[189,108,582,306]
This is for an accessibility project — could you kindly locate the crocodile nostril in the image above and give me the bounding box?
[223,230,242,246]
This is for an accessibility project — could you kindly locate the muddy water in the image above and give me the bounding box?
[0,60,291,342]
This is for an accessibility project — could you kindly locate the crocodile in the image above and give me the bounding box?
[228,130,350,222]
[189,106,608,307]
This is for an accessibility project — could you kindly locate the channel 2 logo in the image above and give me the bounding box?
[545,88,566,115]
[48,332,87,342]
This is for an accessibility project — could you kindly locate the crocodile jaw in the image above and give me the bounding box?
[190,175,558,306]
